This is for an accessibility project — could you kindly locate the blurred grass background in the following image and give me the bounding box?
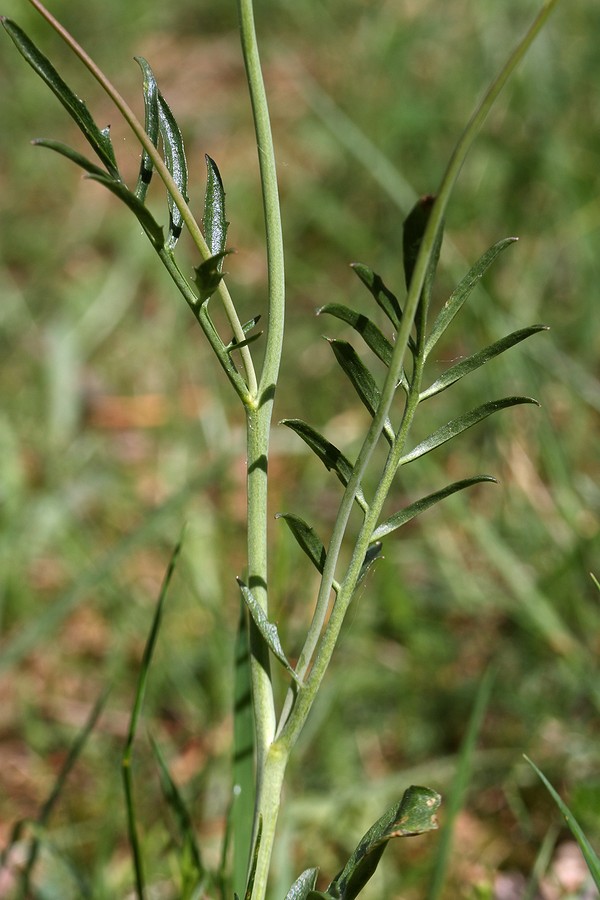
[0,0,598,897]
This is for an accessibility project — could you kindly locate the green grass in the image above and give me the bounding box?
[0,1,599,897]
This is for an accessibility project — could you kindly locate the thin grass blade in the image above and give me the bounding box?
[231,601,256,900]
[525,757,600,890]
[427,667,495,900]
[317,303,394,368]
[150,736,206,898]
[1,18,119,177]
[280,418,369,512]
[122,538,183,900]
[400,397,539,466]
[6,690,107,896]
[237,579,302,686]
[328,340,395,445]
[134,57,160,201]
[244,816,263,900]
[425,238,518,357]
[421,325,549,400]
[372,476,497,541]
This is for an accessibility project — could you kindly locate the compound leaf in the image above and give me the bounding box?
[400,397,539,466]
[351,263,406,335]
[32,137,108,177]
[372,475,497,541]
[194,250,232,302]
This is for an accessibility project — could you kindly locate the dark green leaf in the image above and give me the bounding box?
[425,237,518,357]
[157,88,189,249]
[400,397,539,466]
[226,330,263,353]
[421,324,549,400]
[525,757,600,890]
[134,57,160,201]
[275,513,335,583]
[372,476,497,540]
[357,541,383,585]
[2,18,119,177]
[204,154,229,259]
[328,340,395,446]
[326,787,441,900]
[150,736,205,893]
[317,304,394,368]
[280,419,368,513]
[237,579,302,686]
[231,602,255,899]
[402,194,436,290]
[193,250,232,302]
[351,263,406,336]
[285,868,320,900]
[86,173,164,249]
[32,138,108,177]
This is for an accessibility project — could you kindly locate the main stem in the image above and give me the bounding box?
[237,0,287,895]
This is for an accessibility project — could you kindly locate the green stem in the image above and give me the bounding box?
[26,0,257,396]
[235,0,287,894]
[279,0,562,747]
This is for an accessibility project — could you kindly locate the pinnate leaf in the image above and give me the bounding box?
[425,237,518,357]
[237,579,302,686]
[2,18,119,178]
[400,397,539,466]
[372,476,497,541]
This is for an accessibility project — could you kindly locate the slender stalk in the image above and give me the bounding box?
[279,0,562,748]
[25,0,257,396]
[236,0,287,892]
